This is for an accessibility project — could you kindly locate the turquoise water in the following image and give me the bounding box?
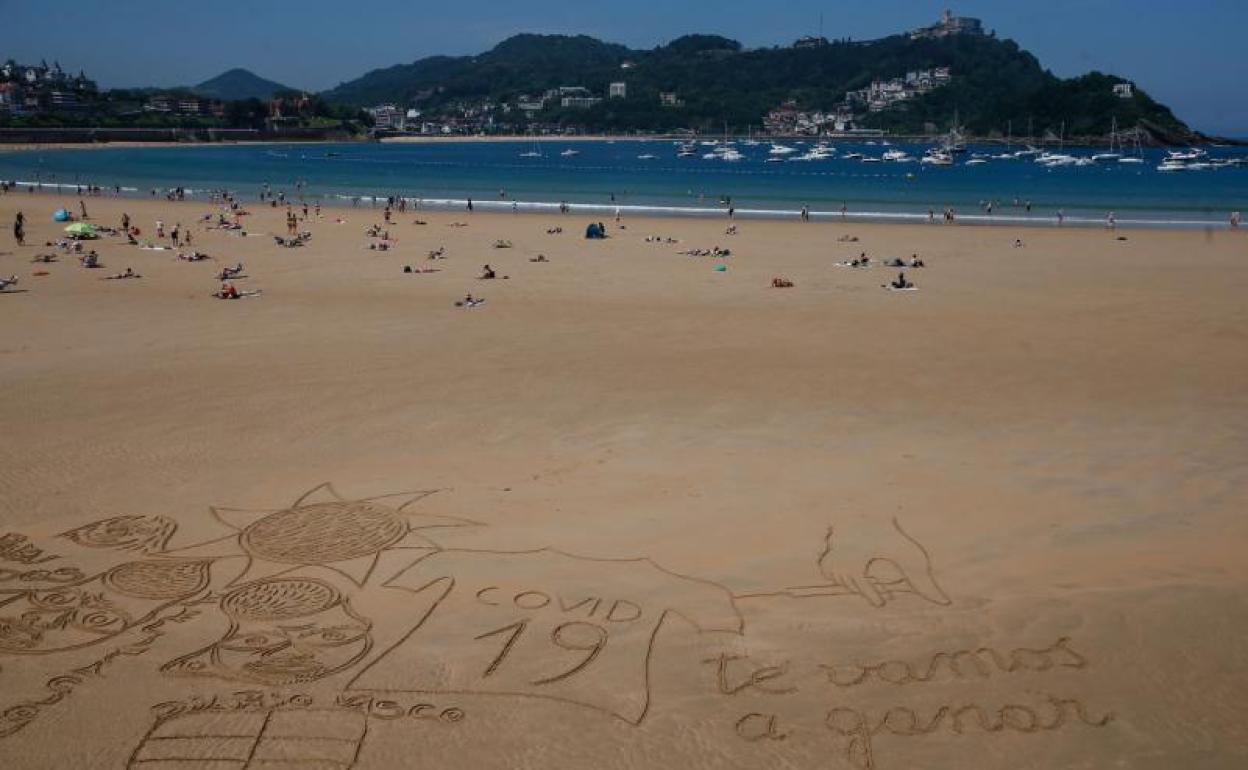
[2,140,1246,227]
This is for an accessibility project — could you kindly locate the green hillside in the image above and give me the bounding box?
[322,32,1189,138]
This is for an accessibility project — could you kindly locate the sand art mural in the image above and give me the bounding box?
[0,483,1118,769]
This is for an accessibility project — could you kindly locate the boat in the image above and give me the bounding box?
[519,138,543,158]
[769,144,798,155]
[1167,148,1208,162]
[1092,118,1123,162]
[882,149,910,162]
[560,148,580,157]
[861,156,883,164]
[637,153,657,160]
[965,158,988,165]
[842,151,864,160]
[921,150,953,166]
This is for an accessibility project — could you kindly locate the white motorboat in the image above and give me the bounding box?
[769,144,798,155]
[560,149,580,157]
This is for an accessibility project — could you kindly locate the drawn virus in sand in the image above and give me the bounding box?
[167,483,481,587]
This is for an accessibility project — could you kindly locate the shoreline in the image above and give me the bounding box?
[6,187,1242,231]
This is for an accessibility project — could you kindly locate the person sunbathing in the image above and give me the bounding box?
[454,293,485,308]
[216,282,241,299]
[105,267,140,280]
[772,277,794,288]
[178,251,209,262]
[428,247,446,260]
[909,255,926,268]
[80,252,100,268]
[885,257,906,267]
[0,275,18,291]
[32,254,56,263]
[403,265,438,274]
[217,263,243,280]
[529,254,549,263]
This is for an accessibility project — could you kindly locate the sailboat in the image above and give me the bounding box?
[518,137,542,158]
[1092,118,1122,162]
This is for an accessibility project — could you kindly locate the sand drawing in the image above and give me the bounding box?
[0,533,60,565]
[347,547,745,725]
[128,701,368,769]
[165,483,482,587]
[61,515,179,554]
[821,637,1089,687]
[738,518,951,607]
[825,694,1114,770]
[160,577,374,687]
[1,604,202,738]
[0,559,212,654]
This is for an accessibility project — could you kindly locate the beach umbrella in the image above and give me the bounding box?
[64,222,97,237]
[52,208,70,222]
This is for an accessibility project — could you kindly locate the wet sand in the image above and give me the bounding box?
[1,193,1246,769]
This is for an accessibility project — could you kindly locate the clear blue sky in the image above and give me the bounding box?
[2,0,1245,134]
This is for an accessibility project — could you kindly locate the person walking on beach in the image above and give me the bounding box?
[1231,211,1241,229]
[79,199,89,220]
[121,212,130,233]
[467,198,474,213]
[13,211,24,246]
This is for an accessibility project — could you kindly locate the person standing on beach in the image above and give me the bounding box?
[79,199,89,220]
[1057,210,1065,227]
[467,198,474,213]
[121,212,130,233]
[13,211,24,246]
[1231,211,1241,229]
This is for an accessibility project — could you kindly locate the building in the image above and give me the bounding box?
[561,96,601,109]
[369,103,406,131]
[659,92,682,107]
[910,9,984,40]
[0,83,19,113]
[609,82,627,99]
[1113,82,1134,99]
[793,36,829,49]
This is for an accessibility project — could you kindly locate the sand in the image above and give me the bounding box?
[1,192,1246,769]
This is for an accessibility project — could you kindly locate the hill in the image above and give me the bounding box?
[193,68,293,101]
[322,32,1189,139]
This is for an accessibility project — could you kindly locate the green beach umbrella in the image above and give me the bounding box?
[64,222,97,237]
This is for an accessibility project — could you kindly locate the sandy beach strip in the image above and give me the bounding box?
[1,192,1246,769]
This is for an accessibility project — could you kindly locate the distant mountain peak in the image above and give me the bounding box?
[194,68,293,101]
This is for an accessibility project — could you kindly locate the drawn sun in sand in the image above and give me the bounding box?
[168,483,482,587]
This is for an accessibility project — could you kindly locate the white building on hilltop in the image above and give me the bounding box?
[609,82,627,99]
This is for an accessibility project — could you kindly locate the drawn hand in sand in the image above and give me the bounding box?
[747,518,951,607]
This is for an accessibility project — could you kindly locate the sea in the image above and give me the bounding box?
[2,139,1246,228]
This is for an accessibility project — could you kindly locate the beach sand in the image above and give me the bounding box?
[1,193,1246,769]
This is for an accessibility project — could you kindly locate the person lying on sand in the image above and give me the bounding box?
[529,254,548,263]
[909,255,926,268]
[772,277,794,288]
[428,247,446,260]
[0,275,18,291]
[369,241,393,251]
[546,227,563,234]
[413,219,428,226]
[215,282,240,299]
[726,225,738,235]
[105,267,140,280]
[493,240,512,249]
[80,252,100,268]
[448,222,468,228]
[885,257,906,268]
[217,263,243,280]
[177,251,210,262]
[837,235,860,243]
[454,294,485,308]
[403,265,438,274]
[31,254,56,263]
